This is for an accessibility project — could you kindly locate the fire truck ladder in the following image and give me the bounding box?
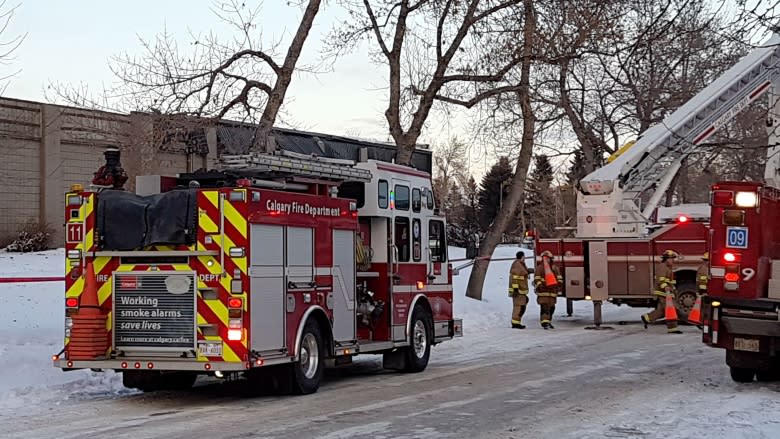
[583,35,780,224]
[219,150,372,182]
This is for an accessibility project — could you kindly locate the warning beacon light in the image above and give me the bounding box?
[677,215,689,223]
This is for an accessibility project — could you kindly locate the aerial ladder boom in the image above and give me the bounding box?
[577,34,780,238]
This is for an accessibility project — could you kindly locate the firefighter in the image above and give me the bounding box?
[508,252,529,329]
[697,252,709,297]
[534,250,563,329]
[641,249,683,334]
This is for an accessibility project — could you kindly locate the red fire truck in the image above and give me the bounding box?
[703,175,780,380]
[53,144,462,394]
[535,34,780,324]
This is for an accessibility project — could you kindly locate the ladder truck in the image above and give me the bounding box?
[702,36,780,382]
[53,137,462,394]
[535,34,780,325]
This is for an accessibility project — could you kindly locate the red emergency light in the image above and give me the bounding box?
[723,252,739,263]
[712,190,734,207]
[724,273,740,282]
[677,215,689,223]
[65,297,79,308]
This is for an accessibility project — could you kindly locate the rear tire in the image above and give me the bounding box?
[122,371,163,392]
[403,304,432,373]
[756,370,780,382]
[675,281,697,320]
[730,366,755,383]
[292,319,325,394]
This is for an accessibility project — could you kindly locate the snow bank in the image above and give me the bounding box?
[0,245,642,410]
[0,250,128,410]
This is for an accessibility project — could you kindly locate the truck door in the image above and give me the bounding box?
[427,219,448,284]
[249,224,286,352]
[332,229,356,342]
[588,240,609,301]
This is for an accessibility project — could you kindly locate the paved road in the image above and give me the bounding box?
[4,321,779,439]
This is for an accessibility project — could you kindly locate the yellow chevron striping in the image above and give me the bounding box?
[223,200,247,239]
[204,191,220,210]
[200,211,219,234]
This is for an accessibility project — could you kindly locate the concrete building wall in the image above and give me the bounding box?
[0,97,192,246]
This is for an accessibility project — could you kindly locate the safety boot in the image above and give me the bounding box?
[512,323,526,329]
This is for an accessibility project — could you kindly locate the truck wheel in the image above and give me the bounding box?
[756,370,780,382]
[730,367,755,383]
[122,371,163,392]
[164,372,197,390]
[292,319,325,394]
[675,281,697,319]
[404,304,432,373]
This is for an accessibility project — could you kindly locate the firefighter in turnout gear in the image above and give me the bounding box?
[641,250,683,334]
[534,250,562,329]
[508,252,529,329]
[697,252,709,297]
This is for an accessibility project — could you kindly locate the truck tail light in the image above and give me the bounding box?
[712,190,734,207]
[228,329,243,341]
[724,273,739,282]
[723,252,739,263]
[677,215,689,223]
[735,191,758,208]
[65,298,79,308]
[228,297,243,308]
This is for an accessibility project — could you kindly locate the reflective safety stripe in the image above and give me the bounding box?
[698,284,707,289]
[653,290,667,297]
[512,319,522,324]
[508,288,529,295]
[540,319,551,324]
[537,292,557,297]
[511,283,519,288]
[512,275,526,280]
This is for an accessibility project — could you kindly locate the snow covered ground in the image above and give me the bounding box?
[1,246,779,438]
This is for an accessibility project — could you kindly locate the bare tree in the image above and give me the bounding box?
[54,0,322,153]
[331,0,525,165]
[0,1,25,94]
[463,0,537,300]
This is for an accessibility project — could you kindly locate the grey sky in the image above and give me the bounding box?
[3,0,488,174]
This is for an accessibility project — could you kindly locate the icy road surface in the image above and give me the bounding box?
[1,248,779,438]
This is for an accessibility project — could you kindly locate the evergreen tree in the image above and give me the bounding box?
[566,149,586,186]
[525,154,556,237]
[477,157,514,231]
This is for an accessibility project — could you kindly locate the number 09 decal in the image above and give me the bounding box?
[742,268,755,281]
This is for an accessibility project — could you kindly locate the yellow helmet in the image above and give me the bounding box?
[702,252,709,261]
[661,249,678,260]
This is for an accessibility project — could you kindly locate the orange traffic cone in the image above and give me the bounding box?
[688,295,703,325]
[543,258,558,287]
[79,261,100,315]
[68,261,109,360]
[664,294,678,321]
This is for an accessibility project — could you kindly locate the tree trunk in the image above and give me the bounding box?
[466,0,536,300]
[251,0,322,152]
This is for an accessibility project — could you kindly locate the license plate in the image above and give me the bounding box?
[198,341,223,357]
[734,337,759,352]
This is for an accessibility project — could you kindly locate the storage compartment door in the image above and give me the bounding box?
[332,229,356,342]
[588,240,609,301]
[249,224,285,352]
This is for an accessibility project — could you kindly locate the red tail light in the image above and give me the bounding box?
[65,297,79,308]
[723,252,739,262]
[712,190,734,207]
[724,273,740,282]
[228,297,243,308]
[677,215,689,223]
